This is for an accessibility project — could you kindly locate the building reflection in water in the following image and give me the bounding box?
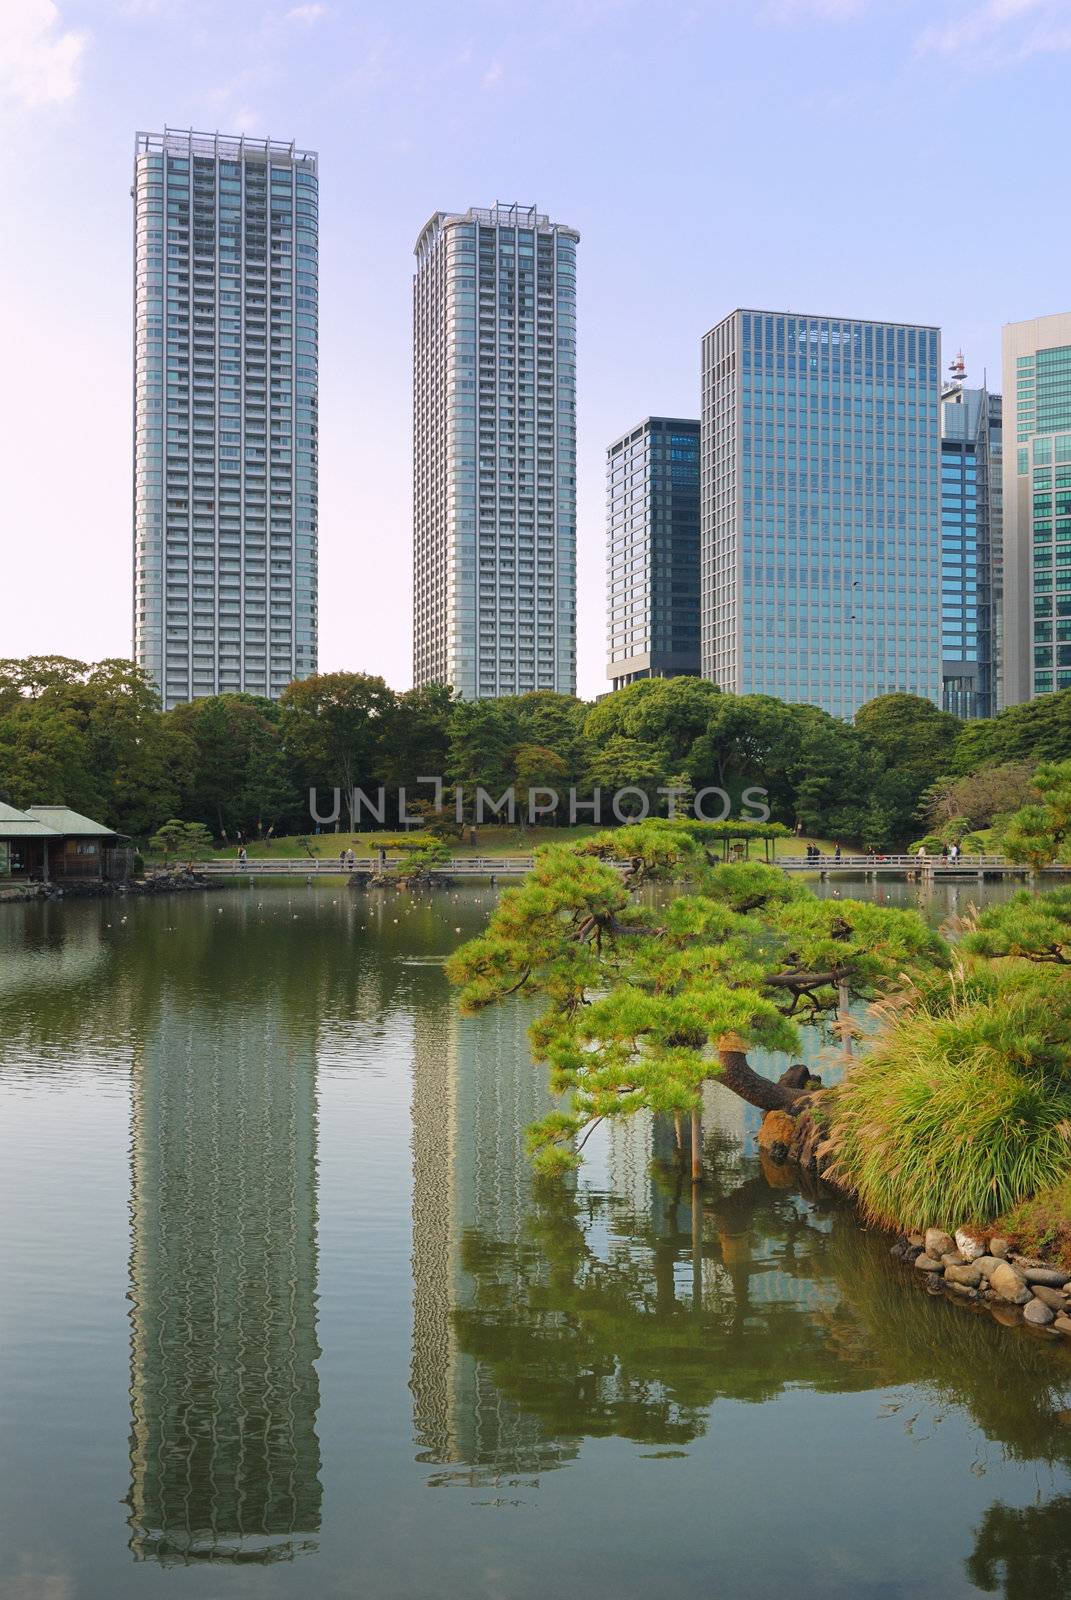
[126,996,322,1563]
[410,997,577,1485]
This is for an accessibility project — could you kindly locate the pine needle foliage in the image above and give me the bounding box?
[962,887,1071,966]
[446,822,948,1172]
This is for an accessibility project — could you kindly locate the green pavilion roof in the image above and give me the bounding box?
[23,806,121,838]
[0,801,61,839]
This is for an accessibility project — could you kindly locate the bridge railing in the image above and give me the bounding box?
[195,855,540,876]
[190,852,1055,878]
[775,853,1023,871]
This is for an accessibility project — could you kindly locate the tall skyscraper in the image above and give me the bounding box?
[133,128,319,710]
[412,203,578,700]
[700,309,942,720]
[939,353,1003,719]
[1001,312,1071,704]
[606,417,701,691]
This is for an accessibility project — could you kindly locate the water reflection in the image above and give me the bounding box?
[410,998,577,1484]
[416,1005,1071,1478]
[967,1494,1071,1597]
[126,996,322,1563]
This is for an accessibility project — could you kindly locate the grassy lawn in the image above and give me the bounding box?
[189,824,839,864]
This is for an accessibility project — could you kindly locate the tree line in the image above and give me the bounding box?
[1,654,1070,847]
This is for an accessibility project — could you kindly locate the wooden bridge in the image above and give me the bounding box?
[197,853,1062,882]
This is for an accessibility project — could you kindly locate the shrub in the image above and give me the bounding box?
[826,966,1071,1231]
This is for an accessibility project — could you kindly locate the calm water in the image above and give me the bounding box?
[1,880,1069,1600]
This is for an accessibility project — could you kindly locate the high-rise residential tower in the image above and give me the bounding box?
[412,204,578,700]
[606,417,700,691]
[1001,312,1071,704]
[700,309,942,721]
[939,354,1003,719]
[133,129,318,709]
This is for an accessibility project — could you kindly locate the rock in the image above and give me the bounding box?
[947,1281,979,1301]
[1023,1298,1056,1327]
[925,1228,956,1259]
[777,1064,811,1091]
[955,1230,987,1262]
[991,1305,1022,1327]
[907,1232,925,1249]
[1024,1267,1070,1288]
[990,1261,1031,1304]
[1054,1315,1071,1337]
[1030,1285,1068,1311]
[989,1237,1011,1259]
[976,1256,1003,1278]
[758,1110,797,1162]
[914,1254,945,1273]
[941,1251,966,1266]
[945,1262,983,1288]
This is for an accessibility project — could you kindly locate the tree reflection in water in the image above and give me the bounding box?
[967,1494,1071,1598]
[451,1126,1071,1471]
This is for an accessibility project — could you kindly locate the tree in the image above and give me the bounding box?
[998,758,1071,871]
[511,691,589,774]
[951,688,1071,774]
[854,694,962,842]
[446,699,520,822]
[920,761,1037,834]
[371,833,452,882]
[447,821,946,1174]
[962,887,1071,966]
[166,693,291,840]
[279,672,397,831]
[511,744,570,822]
[0,700,100,814]
[584,735,666,805]
[379,683,454,795]
[149,819,215,864]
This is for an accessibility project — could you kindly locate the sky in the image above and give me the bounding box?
[1,0,1069,700]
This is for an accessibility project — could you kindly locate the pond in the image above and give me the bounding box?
[1,880,1069,1599]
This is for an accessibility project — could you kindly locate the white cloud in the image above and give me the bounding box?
[916,0,1071,61]
[0,0,88,109]
[284,2,329,22]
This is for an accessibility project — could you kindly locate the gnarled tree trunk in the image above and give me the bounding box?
[716,1032,807,1113]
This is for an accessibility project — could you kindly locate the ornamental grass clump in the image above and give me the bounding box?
[826,967,1071,1232]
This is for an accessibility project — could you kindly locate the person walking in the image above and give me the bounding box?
[346,848,355,871]
[237,845,248,870]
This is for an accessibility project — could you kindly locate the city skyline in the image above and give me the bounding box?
[4,1,1071,701]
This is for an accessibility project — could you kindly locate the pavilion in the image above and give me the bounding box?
[0,803,129,884]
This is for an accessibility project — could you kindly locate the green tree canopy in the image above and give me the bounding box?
[448,822,947,1171]
[280,671,397,830]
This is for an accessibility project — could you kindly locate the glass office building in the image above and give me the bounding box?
[939,369,1002,719]
[412,203,578,700]
[1001,312,1071,704]
[133,129,318,709]
[606,417,700,691]
[700,309,942,720]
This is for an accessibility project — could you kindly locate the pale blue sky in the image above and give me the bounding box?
[1,0,1067,697]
